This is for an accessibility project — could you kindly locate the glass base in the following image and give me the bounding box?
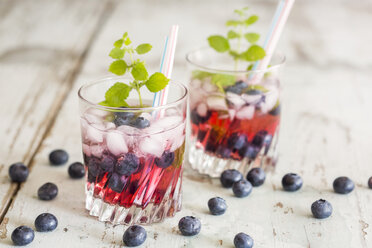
[85,174,182,225]
[188,137,278,178]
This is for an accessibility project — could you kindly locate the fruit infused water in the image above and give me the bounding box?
[79,78,187,225]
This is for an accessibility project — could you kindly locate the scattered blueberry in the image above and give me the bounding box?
[132,116,150,129]
[225,81,247,94]
[38,182,58,201]
[251,130,268,147]
[100,154,116,172]
[123,225,147,247]
[333,176,354,194]
[232,180,253,198]
[190,109,211,125]
[116,153,140,176]
[11,226,34,246]
[49,149,69,165]
[368,177,372,189]
[178,216,201,236]
[8,162,29,183]
[216,146,232,159]
[208,197,227,215]
[68,162,85,179]
[311,199,332,219]
[35,213,58,232]
[282,173,303,192]
[220,169,243,188]
[239,145,259,159]
[234,232,254,248]
[246,167,266,187]
[227,133,248,150]
[269,104,280,116]
[87,157,100,177]
[155,150,175,169]
[108,173,127,193]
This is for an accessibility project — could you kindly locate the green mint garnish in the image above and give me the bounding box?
[100,33,169,108]
[208,7,266,70]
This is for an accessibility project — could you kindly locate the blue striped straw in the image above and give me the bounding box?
[152,36,169,107]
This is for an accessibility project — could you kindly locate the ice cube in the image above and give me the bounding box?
[170,135,185,152]
[202,80,218,93]
[190,79,202,89]
[196,102,208,117]
[150,116,183,131]
[84,113,104,125]
[236,105,255,120]
[139,136,165,157]
[86,124,104,143]
[116,125,141,135]
[105,122,116,130]
[106,130,128,156]
[226,92,246,109]
[189,90,205,110]
[228,109,236,120]
[82,144,91,156]
[262,90,279,113]
[206,95,228,111]
[90,145,104,158]
[165,107,181,117]
[139,112,153,122]
[241,94,263,105]
[164,122,185,148]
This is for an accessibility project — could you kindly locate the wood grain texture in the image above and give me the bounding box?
[1,0,372,247]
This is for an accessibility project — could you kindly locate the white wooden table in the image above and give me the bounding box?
[1,0,372,247]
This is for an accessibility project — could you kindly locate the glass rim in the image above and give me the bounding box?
[78,76,188,112]
[185,47,286,74]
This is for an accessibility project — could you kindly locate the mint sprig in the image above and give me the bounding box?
[208,7,266,70]
[100,33,170,108]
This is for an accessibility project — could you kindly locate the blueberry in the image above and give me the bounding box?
[311,199,332,219]
[132,117,150,129]
[87,157,100,177]
[216,146,231,159]
[333,176,354,194]
[178,216,201,236]
[155,150,175,169]
[220,169,243,188]
[115,110,136,119]
[108,173,127,193]
[68,162,85,179]
[239,145,259,159]
[116,153,140,176]
[11,226,34,246]
[251,130,268,147]
[123,225,147,247]
[269,104,280,116]
[87,172,96,183]
[190,109,211,125]
[114,116,133,127]
[232,180,253,198]
[208,197,227,215]
[246,89,262,95]
[49,149,69,165]
[227,133,248,150]
[225,81,247,94]
[368,177,372,189]
[38,182,58,201]
[234,232,254,248]
[246,168,266,187]
[282,173,303,192]
[100,154,116,172]
[35,213,58,232]
[8,162,29,183]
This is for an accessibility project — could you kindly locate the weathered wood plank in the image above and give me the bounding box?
[0,0,112,218]
[1,0,372,247]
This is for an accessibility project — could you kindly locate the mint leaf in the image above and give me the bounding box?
[123,32,128,39]
[114,39,123,48]
[109,60,127,75]
[109,47,125,59]
[192,70,213,80]
[245,15,258,25]
[227,30,240,39]
[135,43,152,54]
[229,50,241,59]
[208,35,230,53]
[124,37,131,46]
[244,33,260,43]
[145,72,169,92]
[211,73,235,87]
[226,19,242,27]
[234,9,246,17]
[104,82,131,107]
[131,62,148,81]
[247,64,254,70]
[241,45,266,61]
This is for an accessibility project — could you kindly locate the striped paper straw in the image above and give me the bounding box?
[250,0,295,84]
[152,25,179,109]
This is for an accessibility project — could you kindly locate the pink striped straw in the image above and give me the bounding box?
[250,0,295,84]
[152,25,179,109]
